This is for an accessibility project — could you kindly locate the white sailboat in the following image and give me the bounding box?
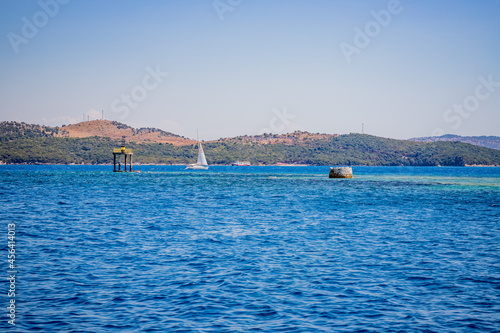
[186,137,209,170]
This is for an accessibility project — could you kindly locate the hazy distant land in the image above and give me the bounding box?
[1,120,499,166]
[409,135,500,151]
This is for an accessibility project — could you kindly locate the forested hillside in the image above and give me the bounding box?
[410,134,500,150]
[1,121,500,166]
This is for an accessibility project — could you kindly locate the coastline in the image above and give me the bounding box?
[0,163,498,167]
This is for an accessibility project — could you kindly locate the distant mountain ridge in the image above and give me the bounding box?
[59,120,196,146]
[0,120,195,146]
[409,135,500,150]
[1,121,500,166]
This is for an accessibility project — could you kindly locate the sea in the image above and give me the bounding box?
[1,165,499,332]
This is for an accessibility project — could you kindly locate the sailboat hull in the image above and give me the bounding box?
[186,164,209,170]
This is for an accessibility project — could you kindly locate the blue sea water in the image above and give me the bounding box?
[1,165,499,332]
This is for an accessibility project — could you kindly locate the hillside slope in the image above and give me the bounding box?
[0,120,195,145]
[1,121,500,166]
[59,120,196,145]
[409,134,500,150]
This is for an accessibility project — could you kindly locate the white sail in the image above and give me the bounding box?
[186,139,209,170]
[197,143,208,166]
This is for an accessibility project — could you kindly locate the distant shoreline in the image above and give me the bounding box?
[0,163,498,167]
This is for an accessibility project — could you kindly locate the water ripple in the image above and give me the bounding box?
[1,166,499,332]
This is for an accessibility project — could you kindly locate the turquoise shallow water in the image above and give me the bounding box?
[1,166,499,332]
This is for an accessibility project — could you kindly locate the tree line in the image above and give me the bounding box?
[1,133,499,166]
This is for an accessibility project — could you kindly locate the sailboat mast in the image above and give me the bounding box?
[186,129,208,169]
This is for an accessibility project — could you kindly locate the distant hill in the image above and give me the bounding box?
[409,135,500,150]
[58,120,195,146]
[0,121,62,141]
[1,121,500,166]
[0,120,194,146]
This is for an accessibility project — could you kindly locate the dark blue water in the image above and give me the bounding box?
[1,166,499,332]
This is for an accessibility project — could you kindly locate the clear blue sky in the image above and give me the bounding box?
[1,0,499,140]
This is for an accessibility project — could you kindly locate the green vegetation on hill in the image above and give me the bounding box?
[104,121,181,137]
[410,134,500,150]
[1,122,500,166]
[205,134,500,166]
[0,121,62,142]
